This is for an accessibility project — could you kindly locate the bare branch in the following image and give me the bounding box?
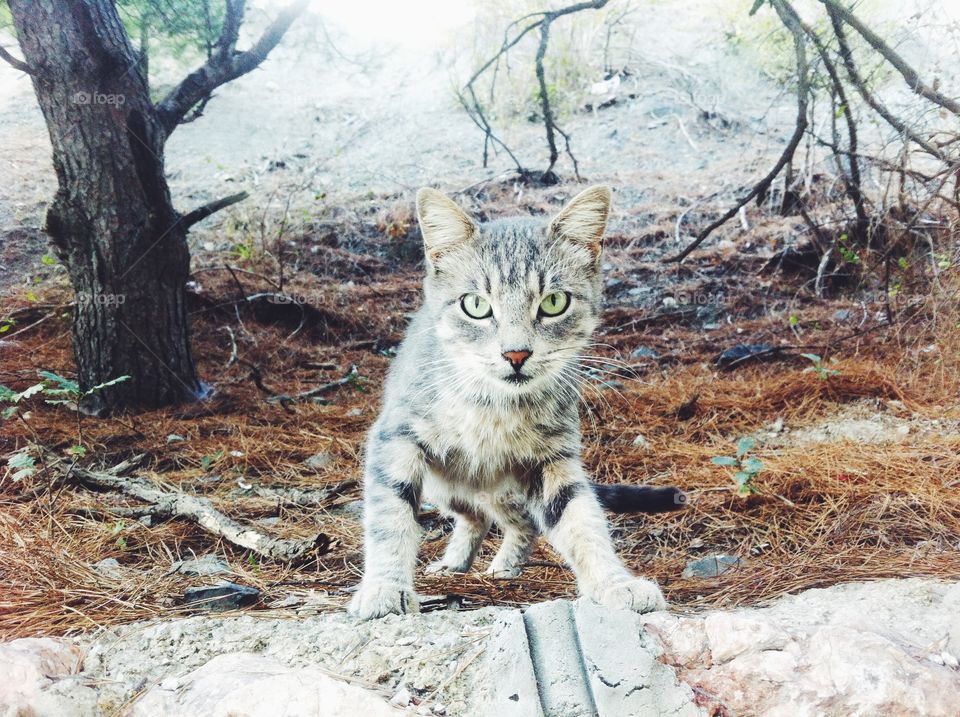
[817,0,960,117]
[782,0,868,232]
[826,6,947,163]
[59,456,330,562]
[459,0,609,180]
[666,0,809,263]
[181,191,250,228]
[0,44,32,74]
[156,0,309,136]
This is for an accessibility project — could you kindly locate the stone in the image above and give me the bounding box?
[5,580,960,717]
[469,611,543,717]
[523,600,593,716]
[681,554,744,578]
[833,308,852,321]
[181,581,259,611]
[716,343,776,368]
[631,345,660,359]
[91,558,122,578]
[573,600,702,717]
[172,554,231,577]
[129,652,402,717]
[647,579,960,717]
[304,452,332,469]
[0,637,94,717]
[631,434,651,450]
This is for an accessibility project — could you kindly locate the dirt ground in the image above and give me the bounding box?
[1,0,959,639]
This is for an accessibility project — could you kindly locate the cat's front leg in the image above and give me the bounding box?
[349,432,425,620]
[426,508,491,574]
[536,457,666,614]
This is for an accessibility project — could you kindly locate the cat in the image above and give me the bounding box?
[348,185,685,620]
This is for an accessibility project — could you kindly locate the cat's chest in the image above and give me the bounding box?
[422,399,550,477]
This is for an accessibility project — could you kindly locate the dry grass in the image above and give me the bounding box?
[2,203,959,641]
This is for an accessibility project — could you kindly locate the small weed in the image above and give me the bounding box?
[712,436,763,496]
[801,353,840,380]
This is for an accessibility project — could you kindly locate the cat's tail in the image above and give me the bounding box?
[591,483,687,514]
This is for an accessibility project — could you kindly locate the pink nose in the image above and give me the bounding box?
[502,350,532,369]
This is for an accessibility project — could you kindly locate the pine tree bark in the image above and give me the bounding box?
[9,0,199,413]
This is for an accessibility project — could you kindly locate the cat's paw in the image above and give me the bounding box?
[592,577,666,613]
[425,559,470,575]
[348,582,420,620]
[485,561,522,579]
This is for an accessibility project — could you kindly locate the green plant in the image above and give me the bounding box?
[801,353,840,380]
[836,233,860,265]
[200,450,226,471]
[712,436,763,496]
[1,371,130,473]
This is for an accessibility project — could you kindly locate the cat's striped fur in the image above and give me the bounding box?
[348,186,684,620]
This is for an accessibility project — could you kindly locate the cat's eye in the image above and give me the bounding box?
[539,291,571,317]
[461,293,493,319]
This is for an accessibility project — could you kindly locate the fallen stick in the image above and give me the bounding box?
[55,455,330,562]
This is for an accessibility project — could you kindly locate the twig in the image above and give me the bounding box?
[0,44,32,74]
[665,0,809,263]
[237,481,358,508]
[156,0,310,135]
[817,0,960,117]
[57,455,330,562]
[180,191,250,229]
[265,366,359,406]
[827,6,947,163]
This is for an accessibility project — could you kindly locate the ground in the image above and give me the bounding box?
[1,0,959,648]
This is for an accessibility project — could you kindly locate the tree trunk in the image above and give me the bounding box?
[9,0,201,414]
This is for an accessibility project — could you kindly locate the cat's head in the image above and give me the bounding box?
[415,186,610,398]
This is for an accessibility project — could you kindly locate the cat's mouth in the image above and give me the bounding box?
[503,373,532,385]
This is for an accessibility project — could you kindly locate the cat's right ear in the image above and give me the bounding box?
[416,188,478,268]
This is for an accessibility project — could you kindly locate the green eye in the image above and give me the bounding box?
[461,293,492,319]
[539,291,570,317]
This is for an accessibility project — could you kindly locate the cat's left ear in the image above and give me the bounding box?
[548,185,611,261]
[416,188,478,269]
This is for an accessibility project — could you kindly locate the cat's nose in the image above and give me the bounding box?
[502,349,532,371]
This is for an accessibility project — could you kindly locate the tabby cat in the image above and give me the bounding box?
[349,186,684,620]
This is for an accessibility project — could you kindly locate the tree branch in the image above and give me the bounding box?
[817,0,960,117]
[0,44,32,74]
[782,0,868,233]
[181,191,250,228]
[826,5,947,163]
[155,0,309,136]
[59,455,330,562]
[459,0,608,180]
[666,0,809,263]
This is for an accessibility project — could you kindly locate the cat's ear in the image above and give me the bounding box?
[548,185,611,260]
[416,188,478,267]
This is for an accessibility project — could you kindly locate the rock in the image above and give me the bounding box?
[631,434,651,450]
[130,652,402,717]
[181,582,259,611]
[0,638,94,717]
[631,345,660,359]
[172,554,231,577]
[390,686,414,707]
[573,600,701,717]
[833,308,852,321]
[469,611,543,717]
[681,554,744,578]
[5,580,959,717]
[716,343,777,368]
[646,579,960,717]
[92,558,122,578]
[304,452,332,469]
